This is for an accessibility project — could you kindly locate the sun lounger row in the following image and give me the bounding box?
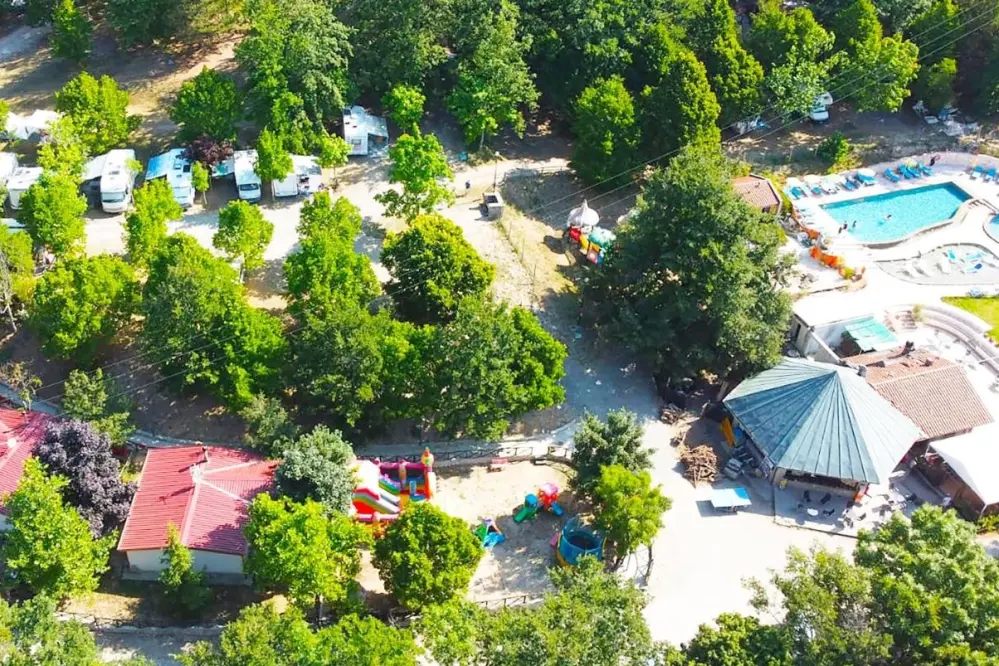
[969,165,999,182]
[883,162,933,183]
[784,172,875,200]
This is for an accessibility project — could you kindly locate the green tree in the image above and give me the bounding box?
[0,595,152,665]
[747,547,892,666]
[36,117,89,179]
[914,57,957,112]
[288,304,422,427]
[571,76,639,187]
[684,613,792,666]
[54,72,139,155]
[374,502,483,610]
[160,523,211,616]
[316,614,420,666]
[376,131,454,221]
[191,160,210,205]
[50,0,92,63]
[689,0,765,127]
[315,132,350,180]
[0,100,7,136]
[416,599,485,666]
[856,506,999,664]
[23,0,54,26]
[255,127,294,201]
[447,0,538,149]
[748,0,834,70]
[592,465,670,567]
[240,394,300,455]
[1,459,114,599]
[179,604,318,666]
[423,297,566,440]
[143,234,287,408]
[214,200,274,272]
[382,84,426,133]
[245,494,369,611]
[345,0,451,95]
[766,52,836,117]
[106,0,185,45]
[584,146,792,383]
[171,67,242,140]
[571,409,651,498]
[62,368,135,445]
[18,173,87,256]
[296,189,363,239]
[125,178,183,267]
[639,38,721,160]
[29,255,139,362]
[908,0,959,66]
[816,131,853,169]
[275,426,356,515]
[877,0,933,34]
[382,213,495,324]
[0,226,36,307]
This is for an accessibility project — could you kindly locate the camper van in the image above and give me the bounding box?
[99,150,138,213]
[6,167,43,210]
[234,150,261,202]
[146,149,195,208]
[272,155,322,198]
[0,153,18,189]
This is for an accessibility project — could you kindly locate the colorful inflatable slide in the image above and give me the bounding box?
[351,448,437,523]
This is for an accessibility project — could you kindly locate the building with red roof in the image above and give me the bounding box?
[0,408,52,530]
[118,446,276,576]
[732,174,782,214]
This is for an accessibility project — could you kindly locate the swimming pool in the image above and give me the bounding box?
[820,182,970,244]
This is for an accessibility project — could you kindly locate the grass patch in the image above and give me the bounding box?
[942,296,999,342]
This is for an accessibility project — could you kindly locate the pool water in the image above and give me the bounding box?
[820,182,970,244]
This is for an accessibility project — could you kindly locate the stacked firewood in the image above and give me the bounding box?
[678,444,718,484]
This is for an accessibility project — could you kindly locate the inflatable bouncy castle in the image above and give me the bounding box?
[351,448,437,523]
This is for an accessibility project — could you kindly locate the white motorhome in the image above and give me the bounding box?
[234,150,261,202]
[0,153,18,189]
[98,149,139,213]
[342,106,389,156]
[271,155,323,198]
[146,149,195,208]
[6,167,43,210]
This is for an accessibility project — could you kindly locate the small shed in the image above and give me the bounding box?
[732,174,782,214]
[343,106,389,156]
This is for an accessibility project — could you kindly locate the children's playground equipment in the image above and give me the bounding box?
[565,200,616,265]
[554,517,604,567]
[474,519,506,548]
[513,483,565,523]
[352,448,437,523]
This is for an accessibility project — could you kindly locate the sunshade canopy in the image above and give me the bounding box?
[931,426,999,505]
[724,358,920,484]
[842,317,898,352]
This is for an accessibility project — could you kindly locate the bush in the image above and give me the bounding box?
[62,368,134,446]
[976,513,999,534]
[374,502,483,610]
[160,523,211,616]
[240,394,300,456]
[815,131,854,171]
[274,426,356,515]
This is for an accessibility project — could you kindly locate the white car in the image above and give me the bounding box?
[809,103,830,122]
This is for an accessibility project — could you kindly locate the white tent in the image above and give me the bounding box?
[4,110,60,141]
[931,425,999,506]
[567,200,599,229]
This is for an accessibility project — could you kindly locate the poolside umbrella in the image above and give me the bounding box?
[858,168,875,179]
[803,175,822,186]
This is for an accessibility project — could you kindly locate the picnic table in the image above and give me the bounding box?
[710,487,752,513]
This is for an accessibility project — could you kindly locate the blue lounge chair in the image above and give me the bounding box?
[883,168,901,183]
[856,171,875,186]
[946,249,959,262]
[972,166,985,180]
[964,262,984,274]
[806,181,822,195]
[987,168,997,182]
[898,165,915,179]
[841,178,857,191]
[791,186,807,199]
[918,162,932,176]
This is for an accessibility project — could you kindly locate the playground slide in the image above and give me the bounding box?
[379,475,402,497]
[353,491,399,516]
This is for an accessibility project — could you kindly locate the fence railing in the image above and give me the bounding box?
[368,444,572,465]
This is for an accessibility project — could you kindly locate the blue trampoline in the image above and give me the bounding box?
[554,517,604,567]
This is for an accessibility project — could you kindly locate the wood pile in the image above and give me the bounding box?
[679,444,718,484]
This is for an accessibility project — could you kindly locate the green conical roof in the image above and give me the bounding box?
[724,358,920,485]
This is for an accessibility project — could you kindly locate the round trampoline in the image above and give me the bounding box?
[555,517,604,567]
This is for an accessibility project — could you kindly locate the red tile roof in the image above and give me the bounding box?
[118,447,276,556]
[845,348,994,440]
[0,409,52,514]
[732,175,782,211]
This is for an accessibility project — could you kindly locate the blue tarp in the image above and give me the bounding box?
[710,487,752,509]
[145,151,172,181]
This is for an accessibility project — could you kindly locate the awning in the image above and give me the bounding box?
[842,317,898,352]
[81,153,108,182]
[931,426,999,505]
[146,151,172,180]
[710,487,752,509]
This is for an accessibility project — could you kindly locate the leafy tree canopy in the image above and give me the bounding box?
[592,464,671,566]
[583,146,792,383]
[143,234,287,408]
[571,409,651,498]
[382,84,426,133]
[62,368,135,445]
[54,72,139,155]
[245,494,370,610]
[1,459,114,599]
[106,0,185,46]
[374,502,483,610]
[382,213,495,324]
[171,67,242,140]
[376,131,455,221]
[36,419,136,537]
[214,199,274,272]
[37,116,89,179]
[908,0,959,67]
[255,127,294,197]
[0,226,36,305]
[29,254,140,362]
[50,0,92,63]
[125,177,183,267]
[275,426,356,515]
[18,172,87,257]
[748,0,834,70]
[160,523,211,617]
[240,393,301,455]
[571,76,639,187]
[765,51,836,117]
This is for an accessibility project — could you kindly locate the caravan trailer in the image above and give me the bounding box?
[234,150,261,202]
[146,149,195,208]
[6,167,43,210]
[99,150,138,213]
[271,155,322,198]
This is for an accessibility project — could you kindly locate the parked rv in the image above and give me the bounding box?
[146,149,195,208]
[0,153,18,189]
[6,167,44,210]
[271,155,323,198]
[234,150,261,202]
[343,106,389,156]
[99,150,138,213]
